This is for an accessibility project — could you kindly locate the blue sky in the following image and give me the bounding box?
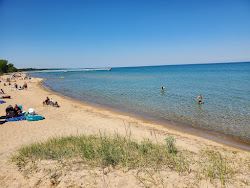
[1,0,250,68]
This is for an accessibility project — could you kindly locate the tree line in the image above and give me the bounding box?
[0,59,18,73]
[0,59,47,74]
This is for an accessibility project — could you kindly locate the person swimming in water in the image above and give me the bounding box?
[197,94,202,104]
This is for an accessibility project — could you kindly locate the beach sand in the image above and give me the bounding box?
[0,74,249,187]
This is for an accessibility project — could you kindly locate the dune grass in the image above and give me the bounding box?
[12,133,240,186]
[196,149,236,186]
[13,134,187,172]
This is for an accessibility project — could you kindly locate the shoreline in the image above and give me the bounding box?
[41,79,250,151]
[0,74,249,187]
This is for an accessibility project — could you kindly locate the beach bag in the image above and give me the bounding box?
[28,108,35,115]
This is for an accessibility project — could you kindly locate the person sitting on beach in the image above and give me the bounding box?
[197,94,202,104]
[15,83,18,89]
[50,99,59,107]
[23,82,27,90]
[4,83,6,86]
[6,105,14,118]
[53,101,59,107]
[43,97,50,105]
[14,104,22,117]
[1,95,11,99]
[1,89,4,94]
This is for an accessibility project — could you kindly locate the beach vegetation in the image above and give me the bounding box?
[0,59,10,73]
[7,63,18,72]
[12,134,241,187]
[18,68,50,71]
[0,59,49,74]
[0,59,18,73]
[196,149,235,186]
[165,136,177,154]
[0,60,18,73]
[12,134,187,171]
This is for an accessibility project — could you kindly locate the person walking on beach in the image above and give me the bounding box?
[197,94,202,104]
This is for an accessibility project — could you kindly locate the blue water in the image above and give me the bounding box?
[31,62,250,143]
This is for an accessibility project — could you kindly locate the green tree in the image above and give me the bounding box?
[8,66,18,72]
[0,60,9,73]
[8,63,14,68]
[0,59,18,73]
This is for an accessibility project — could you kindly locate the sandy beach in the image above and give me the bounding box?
[0,74,249,188]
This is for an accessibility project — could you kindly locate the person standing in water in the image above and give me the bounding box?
[197,94,202,104]
[162,86,165,92]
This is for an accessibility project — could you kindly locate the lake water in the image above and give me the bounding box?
[31,62,250,146]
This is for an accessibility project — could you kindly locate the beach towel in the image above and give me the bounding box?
[26,115,44,121]
[6,116,26,122]
[0,100,6,104]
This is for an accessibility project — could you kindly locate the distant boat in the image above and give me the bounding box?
[107,68,111,71]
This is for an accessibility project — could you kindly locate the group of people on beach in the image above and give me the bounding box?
[2,73,60,120]
[2,79,28,90]
[1,73,30,118]
[5,104,22,118]
[14,82,27,90]
[162,86,203,104]
[43,97,59,107]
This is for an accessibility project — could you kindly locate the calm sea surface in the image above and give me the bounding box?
[31,62,250,145]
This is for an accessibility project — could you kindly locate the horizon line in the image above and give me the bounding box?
[19,61,250,70]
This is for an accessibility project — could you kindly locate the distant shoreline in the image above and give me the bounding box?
[20,61,250,71]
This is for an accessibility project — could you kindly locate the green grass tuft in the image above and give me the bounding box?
[12,134,239,186]
[12,134,187,172]
[165,136,177,154]
[198,149,235,185]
